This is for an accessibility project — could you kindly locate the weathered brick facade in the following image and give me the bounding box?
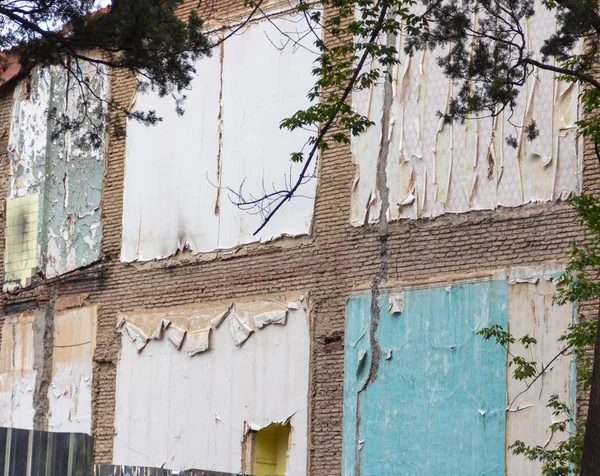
[0,1,597,474]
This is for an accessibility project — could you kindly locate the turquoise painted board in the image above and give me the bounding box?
[343,281,508,476]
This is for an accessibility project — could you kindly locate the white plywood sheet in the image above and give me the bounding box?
[122,13,318,262]
[112,301,310,473]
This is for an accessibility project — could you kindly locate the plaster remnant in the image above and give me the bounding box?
[433,74,453,204]
[5,63,108,287]
[350,4,581,224]
[508,277,539,285]
[357,350,367,372]
[54,293,90,312]
[388,293,404,314]
[48,305,97,434]
[117,297,303,355]
[183,327,211,356]
[165,325,186,350]
[211,305,232,329]
[506,269,573,475]
[0,311,39,429]
[488,109,504,185]
[228,311,254,346]
[113,297,309,473]
[253,310,287,329]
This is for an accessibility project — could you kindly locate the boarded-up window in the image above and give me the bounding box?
[342,268,574,475]
[121,13,319,262]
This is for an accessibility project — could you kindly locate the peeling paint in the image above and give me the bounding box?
[433,74,453,205]
[350,2,581,224]
[42,63,107,279]
[344,284,508,475]
[4,63,108,287]
[113,297,309,473]
[48,305,97,434]
[505,267,573,475]
[0,303,97,434]
[343,267,575,475]
[117,298,303,354]
[0,311,41,429]
[387,293,403,314]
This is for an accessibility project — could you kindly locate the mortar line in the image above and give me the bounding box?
[33,285,57,431]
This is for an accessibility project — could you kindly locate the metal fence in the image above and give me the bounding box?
[0,427,252,476]
[0,426,93,476]
[95,466,249,476]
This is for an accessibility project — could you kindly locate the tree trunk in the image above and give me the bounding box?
[580,305,600,475]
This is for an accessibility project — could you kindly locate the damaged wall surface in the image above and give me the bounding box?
[112,296,309,473]
[350,3,581,225]
[505,267,574,475]
[0,0,592,472]
[0,311,41,429]
[121,13,318,262]
[0,304,97,435]
[342,266,574,475]
[4,63,107,289]
[48,305,97,434]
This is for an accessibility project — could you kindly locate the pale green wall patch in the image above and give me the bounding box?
[5,64,108,287]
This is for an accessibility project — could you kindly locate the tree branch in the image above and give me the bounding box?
[521,57,600,90]
[248,0,390,235]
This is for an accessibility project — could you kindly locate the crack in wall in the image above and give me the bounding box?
[214,40,225,218]
[33,287,56,430]
[354,31,394,476]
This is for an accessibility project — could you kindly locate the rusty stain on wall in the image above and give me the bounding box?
[4,63,108,288]
[350,4,581,225]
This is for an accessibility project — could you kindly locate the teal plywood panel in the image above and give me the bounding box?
[342,293,372,475]
[343,281,508,476]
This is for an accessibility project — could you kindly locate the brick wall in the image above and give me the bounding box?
[0,1,596,473]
